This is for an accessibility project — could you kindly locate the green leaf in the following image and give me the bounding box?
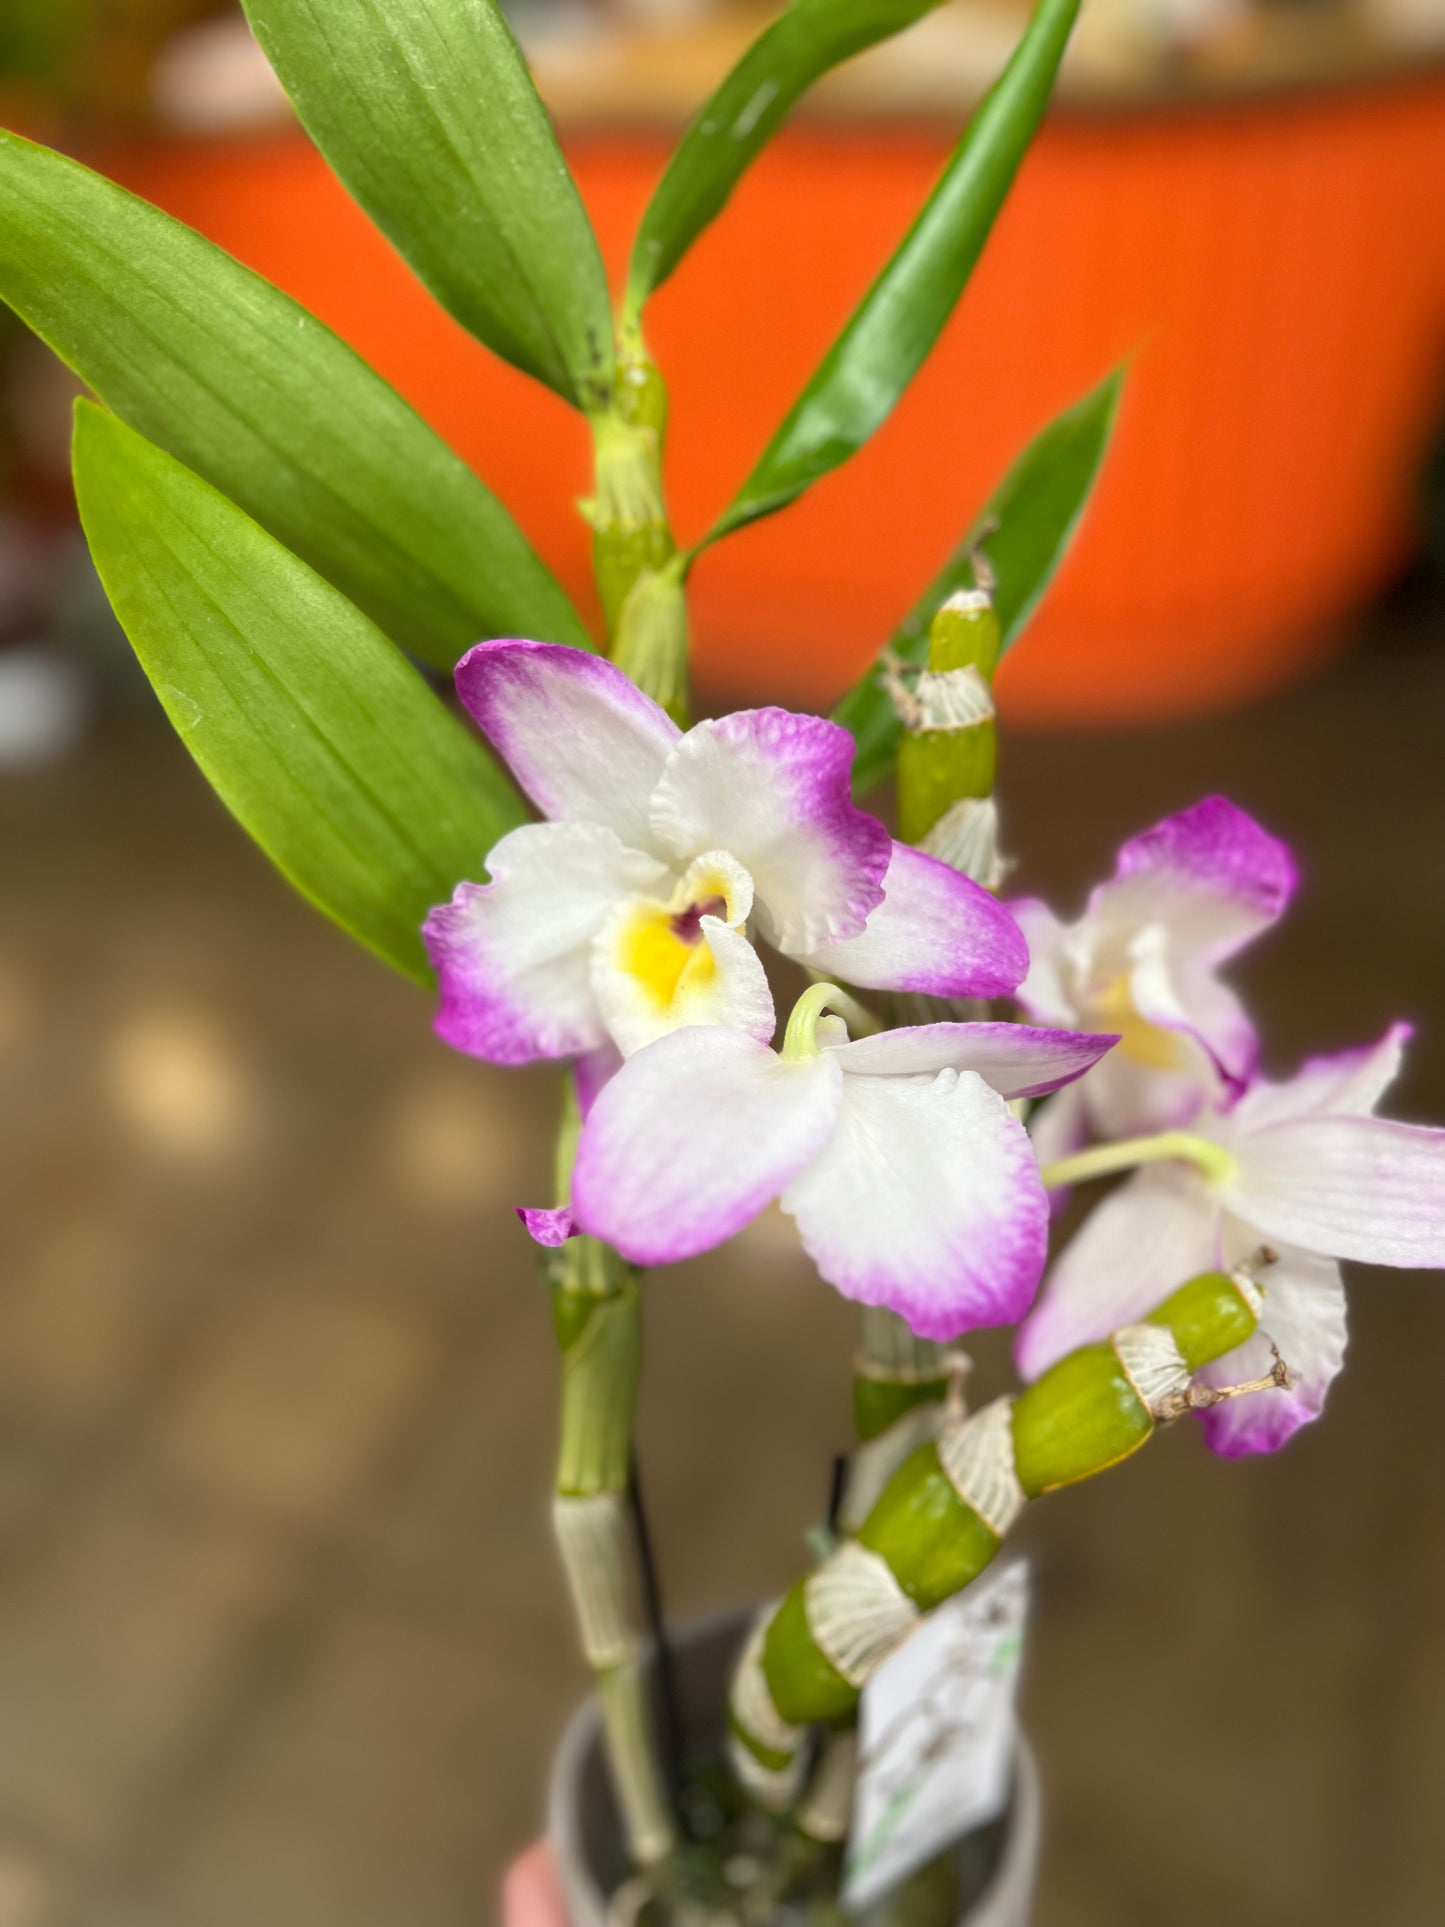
[834,366,1123,793]
[72,402,526,985]
[706,0,1079,545]
[244,0,613,410]
[626,0,947,321]
[0,131,592,668]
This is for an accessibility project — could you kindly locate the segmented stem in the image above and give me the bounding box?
[839,1309,956,1534]
[729,1270,1268,1785]
[893,582,1005,885]
[547,329,687,1870]
[550,1091,676,1863]
[587,339,689,723]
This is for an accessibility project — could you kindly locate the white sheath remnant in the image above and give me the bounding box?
[805,1541,920,1688]
[728,1604,807,1810]
[727,1731,807,1811]
[796,1730,859,1844]
[730,1606,803,1758]
[921,794,1006,890]
[551,1493,635,1670]
[1112,1324,1191,1420]
[912,662,995,733]
[838,1400,943,1535]
[937,1395,1025,1538]
[1230,1265,1265,1318]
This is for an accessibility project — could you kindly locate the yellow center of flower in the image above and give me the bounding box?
[616,867,735,1012]
[1093,973,1185,1071]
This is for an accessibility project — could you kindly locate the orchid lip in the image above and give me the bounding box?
[669,893,728,943]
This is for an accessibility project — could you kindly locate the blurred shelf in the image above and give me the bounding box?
[524,0,1445,127]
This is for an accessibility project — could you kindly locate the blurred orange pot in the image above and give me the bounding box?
[105,74,1445,724]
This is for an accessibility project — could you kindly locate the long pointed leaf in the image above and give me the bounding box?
[626,0,947,320]
[244,0,613,410]
[0,132,591,666]
[73,402,525,984]
[706,0,1078,545]
[834,367,1123,793]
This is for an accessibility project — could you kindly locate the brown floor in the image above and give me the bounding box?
[1,617,1443,1925]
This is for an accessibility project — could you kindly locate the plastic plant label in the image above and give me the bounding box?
[842,1561,1028,1911]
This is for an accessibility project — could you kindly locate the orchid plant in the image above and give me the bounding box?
[5,0,1442,1919]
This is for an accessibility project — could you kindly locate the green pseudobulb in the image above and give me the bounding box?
[896,592,1000,845]
[754,1272,1260,1731]
[856,1443,1000,1611]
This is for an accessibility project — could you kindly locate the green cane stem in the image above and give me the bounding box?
[587,337,691,725]
[841,590,1007,1532]
[838,1310,957,1537]
[895,581,1001,852]
[730,1269,1280,1771]
[544,332,690,1870]
[548,1094,676,1864]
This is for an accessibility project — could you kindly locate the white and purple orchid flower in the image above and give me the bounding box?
[1018,1023,1445,1455]
[560,994,1117,1339]
[1010,797,1297,1157]
[424,641,1027,1067]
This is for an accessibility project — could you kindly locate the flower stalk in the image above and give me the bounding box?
[1038,1129,1238,1193]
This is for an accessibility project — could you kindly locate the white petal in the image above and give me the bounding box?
[795,842,1028,999]
[1063,921,1244,1136]
[781,1069,1049,1340]
[571,1030,843,1266]
[1228,1115,1445,1267]
[1196,1240,1347,1457]
[647,708,891,952]
[424,822,667,1064]
[454,639,679,848]
[1079,1032,1217,1140]
[1126,921,1256,1096]
[1089,795,1296,966]
[828,1021,1117,1099]
[1015,1165,1219,1378]
[1005,897,1075,1025]
[1234,1024,1414,1131]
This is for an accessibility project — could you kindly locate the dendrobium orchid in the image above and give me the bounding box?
[563,988,1118,1339]
[424,641,1028,1067]
[1009,797,1296,1156]
[1018,1023,1445,1454]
